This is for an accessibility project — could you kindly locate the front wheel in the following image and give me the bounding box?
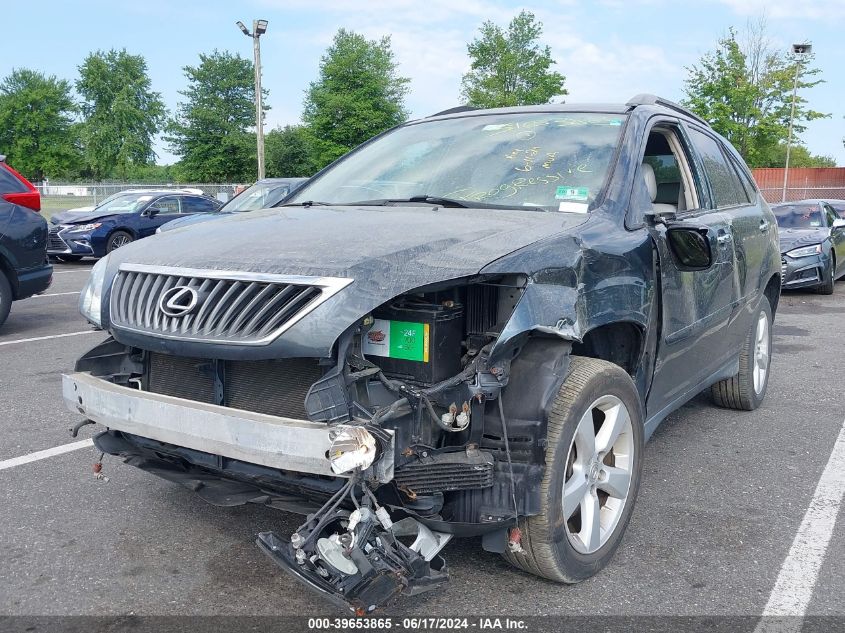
[710,297,773,411]
[106,230,134,253]
[817,257,835,295]
[0,271,11,328]
[502,356,644,583]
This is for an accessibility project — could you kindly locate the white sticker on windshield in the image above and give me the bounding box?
[138,195,153,202]
[483,124,509,131]
[558,201,589,213]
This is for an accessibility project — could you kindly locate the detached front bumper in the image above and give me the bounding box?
[780,253,827,289]
[62,371,394,481]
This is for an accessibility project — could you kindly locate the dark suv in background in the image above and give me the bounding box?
[65,95,780,612]
[0,156,51,328]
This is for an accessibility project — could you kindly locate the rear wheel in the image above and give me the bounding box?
[0,271,12,329]
[710,297,772,411]
[502,356,644,583]
[106,231,133,253]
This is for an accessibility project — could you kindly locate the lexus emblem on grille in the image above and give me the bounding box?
[158,286,199,317]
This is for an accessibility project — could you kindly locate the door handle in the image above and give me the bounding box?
[759,220,770,232]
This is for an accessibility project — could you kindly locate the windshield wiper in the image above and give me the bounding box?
[338,195,473,208]
[278,200,332,208]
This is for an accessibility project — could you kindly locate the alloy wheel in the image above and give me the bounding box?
[753,310,770,395]
[563,394,635,555]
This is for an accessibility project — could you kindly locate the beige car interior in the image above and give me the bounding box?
[641,127,699,215]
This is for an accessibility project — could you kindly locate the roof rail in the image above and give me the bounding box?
[626,94,710,127]
[430,105,478,117]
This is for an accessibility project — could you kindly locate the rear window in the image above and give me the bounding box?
[0,164,28,194]
[773,204,824,228]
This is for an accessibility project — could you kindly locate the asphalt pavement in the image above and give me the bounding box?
[1,260,843,619]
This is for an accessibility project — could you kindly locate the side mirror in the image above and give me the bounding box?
[146,207,160,218]
[666,226,713,270]
[832,218,845,230]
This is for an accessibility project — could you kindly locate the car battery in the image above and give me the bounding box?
[363,300,464,385]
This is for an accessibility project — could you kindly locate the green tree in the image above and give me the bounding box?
[683,21,828,167]
[303,29,409,168]
[762,144,836,168]
[265,125,315,177]
[0,69,80,181]
[76,49,166,179]
[166,50,264,182]
[460,11,566,108]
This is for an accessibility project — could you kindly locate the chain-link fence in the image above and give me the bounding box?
[758,187,845,204]
[35,182,247,217]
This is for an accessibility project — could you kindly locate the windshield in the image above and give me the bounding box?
[222,182,294,212]
[773,204,824,229]
[95,193,155,214]
[287,112,626,211]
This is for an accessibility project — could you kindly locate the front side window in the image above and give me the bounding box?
[149,196,180,214]
[288,113,627,212]
[687,128,746,208]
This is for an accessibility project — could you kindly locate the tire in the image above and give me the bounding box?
[56,255,83,263]
[816,257,835,295]
[0,271,12,329]
[710,296,773,411]
[106,231,134,253]
[502,356,644,583]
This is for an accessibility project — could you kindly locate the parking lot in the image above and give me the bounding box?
[1,260,843,620]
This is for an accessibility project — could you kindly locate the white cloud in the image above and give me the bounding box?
[715,0,845,20]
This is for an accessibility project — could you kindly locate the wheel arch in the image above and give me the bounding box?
[763,272,780,318]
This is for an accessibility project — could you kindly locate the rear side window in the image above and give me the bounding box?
[0,165,28,194]
[687,128,747,208]
[182,196,219,213]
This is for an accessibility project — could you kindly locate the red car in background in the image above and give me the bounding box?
[0,156,52,328]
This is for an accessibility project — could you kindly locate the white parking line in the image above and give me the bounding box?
[0,330,98,347]
[0,438,93,471]
[30,291,80,298]
[760,416,845,618]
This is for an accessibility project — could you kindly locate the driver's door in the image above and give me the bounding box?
[824,203,845,277]
[642,122,739,418]
[139,196,182,236]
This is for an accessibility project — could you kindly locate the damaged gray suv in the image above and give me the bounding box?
[66,95,780,612]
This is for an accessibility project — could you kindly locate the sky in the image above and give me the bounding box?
[3,0,843,167]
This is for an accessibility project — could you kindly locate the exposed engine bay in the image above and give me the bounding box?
[74,275,573,612]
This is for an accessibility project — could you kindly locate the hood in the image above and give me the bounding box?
[778,227,828,254]
[52,209,124,225]
[158,212,230,233]
[110,205,583,278]
[50,207,95,224]
[105,204,588,359]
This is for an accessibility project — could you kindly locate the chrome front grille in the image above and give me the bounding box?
[781,258,787,284]
[109,264,352,345]
[47,226,69,252]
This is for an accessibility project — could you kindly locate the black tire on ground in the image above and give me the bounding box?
[106,231,134,253]
[817,257,835,295]
[502,356,644,583]
[0,271,12,329]
[710,296,773,411]
[55,255,83,263]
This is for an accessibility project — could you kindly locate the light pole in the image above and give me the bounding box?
[781,43,812,203]
[237,19,268,180]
